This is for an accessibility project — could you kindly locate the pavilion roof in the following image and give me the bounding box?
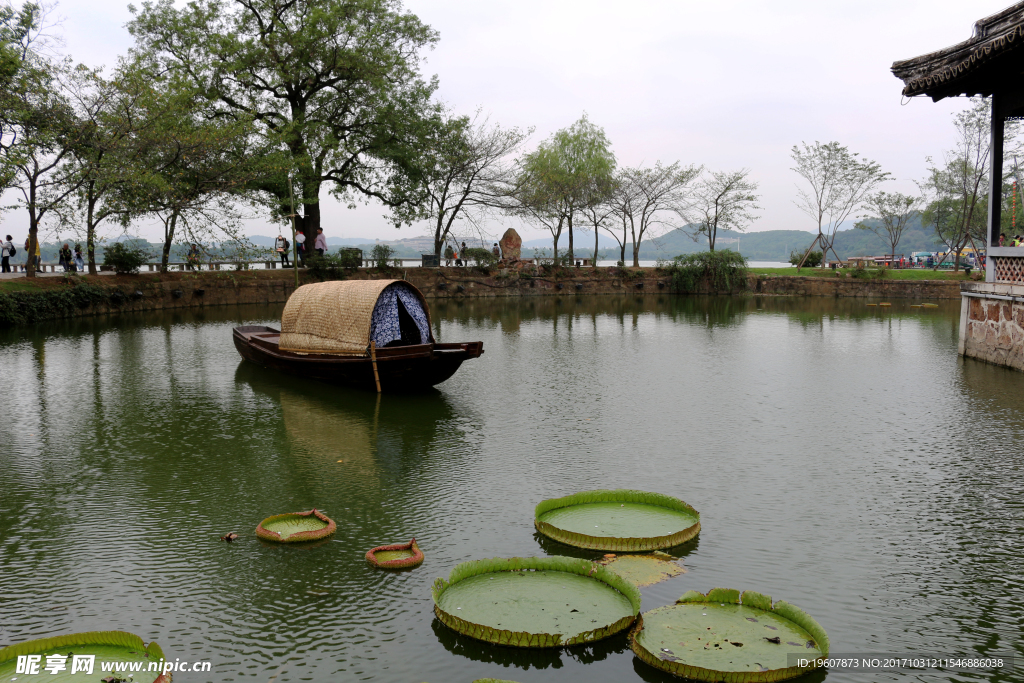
[892,2,1024,101]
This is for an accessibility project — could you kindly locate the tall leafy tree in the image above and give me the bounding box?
[791,141,889,267]
[0,54,86,276]
[684,168,760,251]
[918,99,1011,270]
[127,0,442,249]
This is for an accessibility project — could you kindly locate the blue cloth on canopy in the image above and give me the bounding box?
[369,282,431,347]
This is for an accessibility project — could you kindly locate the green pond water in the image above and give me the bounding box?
[1,295,1021,682]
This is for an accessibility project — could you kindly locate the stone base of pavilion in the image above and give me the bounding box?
[959,281,1024,371]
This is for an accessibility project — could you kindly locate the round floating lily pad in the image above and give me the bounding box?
[535,490,700,551]
[432,556,641,648]
[256,508,336,543]
[630,588,830,682]
[0,631,170,683]
[366,538,424,569]
[597,552,685,587]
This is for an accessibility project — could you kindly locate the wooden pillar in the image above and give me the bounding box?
[987,93,1004,282]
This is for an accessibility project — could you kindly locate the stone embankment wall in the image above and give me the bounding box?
[749,275,960,299]
[1,268,963,328]
[958,282,1024,371]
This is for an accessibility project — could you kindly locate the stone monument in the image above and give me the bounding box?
[499,228,522,262]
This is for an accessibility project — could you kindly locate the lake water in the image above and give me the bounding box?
[1,296,1021,683]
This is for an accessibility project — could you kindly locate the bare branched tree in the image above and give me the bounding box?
[791,141,889,267]
[854,191,920,263]
[392,109,531,257]
[683,168,760,251]
[607,162,700,267]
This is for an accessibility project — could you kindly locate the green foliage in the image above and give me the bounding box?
[306,252,348,281]
[790,249,822,267]
[463,247,496,268]
[847,265,888,280]
[0,631,166,667]
[102,241,151,274]
[370,243,396,269]
[338,249,363,269]
[669,250,748,293]
[0,282,113,327]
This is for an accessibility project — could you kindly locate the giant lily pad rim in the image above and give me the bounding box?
[366,537,424,569]
[0,631,170,683]
[534,489,700,552]
[432,556,641,648]
[255,508,336,543]
[629,587,830,682]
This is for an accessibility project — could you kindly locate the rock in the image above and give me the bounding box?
[499,228,522,261]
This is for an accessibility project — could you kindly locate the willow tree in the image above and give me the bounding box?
[128,0,441,247]
[515,114,615,264]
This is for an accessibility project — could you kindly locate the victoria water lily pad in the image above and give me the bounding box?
[535,490,700,551]
[256,508,336,543]
[630,588,830,682]
[0,631,170,682]
[432,556,641,648]
[366,538,424,569]
[597,552,685,587]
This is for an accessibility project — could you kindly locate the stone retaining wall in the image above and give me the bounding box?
[958,282,1024,371]
[749,275,961,299]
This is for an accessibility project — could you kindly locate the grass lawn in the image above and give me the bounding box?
[748,267,977,281]
[0,279,45,293]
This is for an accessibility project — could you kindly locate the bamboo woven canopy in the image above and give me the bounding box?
[279,280,432,356]
[892,2,1024,101]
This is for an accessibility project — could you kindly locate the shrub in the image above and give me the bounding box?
[463,247,497,268]
[668,250,748,293]
[338,248,362,269]
[0,282,111,328]
[103,242,151,274]
[370,244,395,269]
[790,249,823,268]
[306,252,348,281]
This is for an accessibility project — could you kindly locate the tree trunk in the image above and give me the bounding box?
[26,225,38,278]
[297,178,322,257]
[567,212,574,265]
[86,182,98,275]
[161,211,178,272]
[593,227,599,267]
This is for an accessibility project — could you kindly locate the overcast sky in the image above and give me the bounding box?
[1,0,1007,244]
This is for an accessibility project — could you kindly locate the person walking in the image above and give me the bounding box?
[74,243,84,272]
[294,231,305,266]
[1,235,13,273]
[25,236,40,271]
[187,243,201,270]
[275,234,290,266]
[492,242,501,260]
[1000,233,1006,247]
[443,243,454,267]
[314,227,327,257]
[59,243,73,272]
[460,241,468,267]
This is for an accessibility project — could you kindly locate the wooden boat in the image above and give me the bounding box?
[233,280,483,391]
[365,538,424,569]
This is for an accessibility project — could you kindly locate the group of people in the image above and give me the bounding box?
[275,227,328,267]
[999,233,1024,247]
[442,241,503,267]
[0,235,85,273]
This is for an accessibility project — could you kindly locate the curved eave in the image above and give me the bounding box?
[892,2,1024,100]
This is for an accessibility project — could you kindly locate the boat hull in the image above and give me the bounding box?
[233,326,483,391]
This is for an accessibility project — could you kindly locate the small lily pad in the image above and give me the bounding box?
[597,552,685,587]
